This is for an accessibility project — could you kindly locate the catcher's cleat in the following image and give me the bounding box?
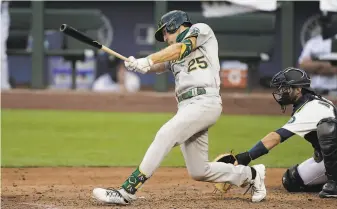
[212,150,238,193]
[244,164,267,202]
[319,180,337,198]
[92,187,137,205]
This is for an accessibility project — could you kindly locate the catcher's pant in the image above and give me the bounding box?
[139,94,252,187]
[298,157,327,185]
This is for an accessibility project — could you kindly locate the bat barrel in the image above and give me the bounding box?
[59,24,129,61]
[59,24,102,49]
[60,24,67,32]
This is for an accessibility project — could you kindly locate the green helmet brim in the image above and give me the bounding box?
[155,24,166,42]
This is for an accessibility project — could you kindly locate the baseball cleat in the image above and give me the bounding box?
[246,164,267,202]
[92,187,137,205]
[319,180,337,198]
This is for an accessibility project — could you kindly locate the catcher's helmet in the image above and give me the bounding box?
[270,67,313,111]
[270,67,311,89]
[155,10,192,42]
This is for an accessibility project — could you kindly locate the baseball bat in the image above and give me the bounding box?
[60,24,129,61]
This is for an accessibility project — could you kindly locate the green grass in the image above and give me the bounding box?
[1,109,313,167]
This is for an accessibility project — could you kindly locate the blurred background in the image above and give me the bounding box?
[1,0,337,95]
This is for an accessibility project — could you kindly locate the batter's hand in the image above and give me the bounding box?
[124,56,137,71]
[124,56,153,74]
[134,57,153,74]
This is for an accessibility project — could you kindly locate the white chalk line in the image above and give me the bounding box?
[20,202,60,209]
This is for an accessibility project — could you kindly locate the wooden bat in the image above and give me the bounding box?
[60,24,129,61]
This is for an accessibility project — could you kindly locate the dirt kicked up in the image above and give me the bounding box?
[1,167,336,209]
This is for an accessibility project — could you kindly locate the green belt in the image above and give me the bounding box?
[177,87,207,102]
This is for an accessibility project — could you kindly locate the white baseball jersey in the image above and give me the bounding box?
[275,94,336,186]
[164,23,221,95]
[1,1,11,89]
[298,35,337,90]
[275,95,336,149]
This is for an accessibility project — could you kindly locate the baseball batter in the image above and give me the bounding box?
[92,10,266,205]
[233,67,337,198]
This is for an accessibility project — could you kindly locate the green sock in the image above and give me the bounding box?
[121,167,148,194]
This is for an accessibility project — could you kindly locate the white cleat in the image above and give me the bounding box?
[250,164,267,202]
[92,187,137,205]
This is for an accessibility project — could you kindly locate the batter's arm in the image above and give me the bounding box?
[148,63,167,73]
[148,37,197,64]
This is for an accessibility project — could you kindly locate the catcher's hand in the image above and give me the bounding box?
[235,151,252,166]
[212,151,238,193]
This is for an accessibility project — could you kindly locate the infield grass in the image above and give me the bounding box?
[2,109,312,167]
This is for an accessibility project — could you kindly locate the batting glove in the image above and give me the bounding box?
[133,57,153,74]
[124,56,138,71]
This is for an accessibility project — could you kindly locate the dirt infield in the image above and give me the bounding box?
[2,89,336,115]
[2,167,336,209]
[0,89,293,115]
[2,90,337,208]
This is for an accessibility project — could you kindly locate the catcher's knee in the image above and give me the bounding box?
[282,165,323,192]
[282,165,305,192]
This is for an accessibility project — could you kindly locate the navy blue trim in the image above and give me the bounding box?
[248,141,269,160]
[275,128,294,142]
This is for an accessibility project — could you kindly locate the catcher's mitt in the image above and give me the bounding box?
[212,151,238,193]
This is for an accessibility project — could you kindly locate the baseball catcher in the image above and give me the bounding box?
[92,10,267,205]
[220,67,337,198]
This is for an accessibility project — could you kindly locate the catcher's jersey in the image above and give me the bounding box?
[275,95,336,149]
[165,23,220,95]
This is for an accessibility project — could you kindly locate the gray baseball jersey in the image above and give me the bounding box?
[164,23,221,95]
[137,22,259,197]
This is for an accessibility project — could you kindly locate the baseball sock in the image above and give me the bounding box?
[121,167,148,194]
[250,167,257,180]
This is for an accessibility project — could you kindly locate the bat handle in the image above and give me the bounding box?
[101,46,129,62]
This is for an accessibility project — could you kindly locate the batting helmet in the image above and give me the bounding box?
[155,10,192,42]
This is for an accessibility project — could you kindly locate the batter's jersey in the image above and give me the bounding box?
[275,94,336,150]
[164,23,221,95]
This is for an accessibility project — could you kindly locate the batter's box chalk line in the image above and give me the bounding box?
[21,202,60,209]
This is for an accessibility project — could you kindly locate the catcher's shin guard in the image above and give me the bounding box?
[317,117,337,181]
[282,164,324,192]
[317,117,337,198]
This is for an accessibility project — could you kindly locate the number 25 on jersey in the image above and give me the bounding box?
[188,56,208,72]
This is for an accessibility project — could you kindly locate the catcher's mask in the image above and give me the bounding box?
[155,10,192,42]
[270,67,312,112]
